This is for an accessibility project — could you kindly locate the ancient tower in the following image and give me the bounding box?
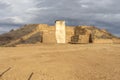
[55,20,66,43]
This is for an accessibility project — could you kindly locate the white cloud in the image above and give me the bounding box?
[0,16,23,24]
[81,4,88,8]
[9,16,23,23]
[27,7,53,12]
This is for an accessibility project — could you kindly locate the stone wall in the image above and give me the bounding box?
[70,26,92,44]
[42,30,56,43]
[66,26,74,43]
[38,25,56,43]
[93,39,113,44]
[112,38,120,44]
[23,23,119,44]
[78,34,90,43]
[36,24,75,43]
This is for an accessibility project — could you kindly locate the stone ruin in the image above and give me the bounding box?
[55,20,66,43]
[0,20,120,46]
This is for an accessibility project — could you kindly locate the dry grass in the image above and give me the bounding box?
[0,44,120,80]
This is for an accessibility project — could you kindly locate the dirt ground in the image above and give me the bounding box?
[0,44,120,80]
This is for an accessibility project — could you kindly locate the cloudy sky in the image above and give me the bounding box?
[0,0,120,36]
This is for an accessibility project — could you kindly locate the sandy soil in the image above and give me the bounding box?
[0,44,120,80]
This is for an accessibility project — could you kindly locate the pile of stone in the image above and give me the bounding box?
[70,26,119,44]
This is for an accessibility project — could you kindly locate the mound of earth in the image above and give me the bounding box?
[0,24,43,46]
[0,24,120,47]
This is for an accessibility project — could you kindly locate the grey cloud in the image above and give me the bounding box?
[0,17,22,34]
[0,0,11,9]
[0,17,24,26]
[34,0,120,14]
[0,26,20,34]
[0,0,120,37]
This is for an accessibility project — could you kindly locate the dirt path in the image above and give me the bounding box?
[0,44,120,80]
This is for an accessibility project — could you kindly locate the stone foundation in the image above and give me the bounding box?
[93,39,113,44]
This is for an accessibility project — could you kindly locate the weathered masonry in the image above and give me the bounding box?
[38,20,117,44]
[55,20,66,43]
[1,20,120,46]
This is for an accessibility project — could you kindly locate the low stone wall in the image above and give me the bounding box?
[38,25,57,43]
[112,38,120,44]
[93,39,113,44]
[66,27,74,43]
[78,35,90,44]
[42,30,56,43]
